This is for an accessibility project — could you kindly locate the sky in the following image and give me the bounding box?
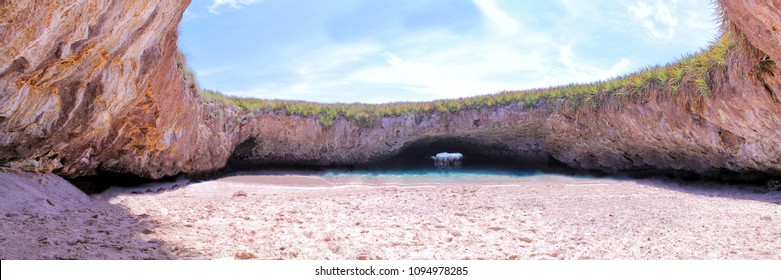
[179,0,720,103]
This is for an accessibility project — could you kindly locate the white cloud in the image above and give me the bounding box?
[348,49,524,98]
[225,42,384,102]
[291,42,382,76]
[208,0,264,14]
[628,2,653,19]
[558,44,631,83]
[343,40,630,101]
[628,0,680,40]
[472,0,521,35]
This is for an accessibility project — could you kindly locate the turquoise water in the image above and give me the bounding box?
[321,170,545,186]
[224,168,605,187]
[322,169,539,180]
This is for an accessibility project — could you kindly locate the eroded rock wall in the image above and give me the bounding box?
[720,0,781,64]
[1,0,780,180]
[0,1,242,178]
[234,71,781,178]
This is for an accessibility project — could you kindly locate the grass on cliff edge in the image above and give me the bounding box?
[195,34,733,127]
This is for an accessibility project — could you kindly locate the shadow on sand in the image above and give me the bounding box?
[626,176,781,206]
[0,170,192,260]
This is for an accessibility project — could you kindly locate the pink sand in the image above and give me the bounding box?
[1,170,779,259]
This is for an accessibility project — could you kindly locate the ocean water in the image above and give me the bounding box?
[322,170,547,187]
[323,168,539,182]
[220,146,611,187]
[221,166,607,189]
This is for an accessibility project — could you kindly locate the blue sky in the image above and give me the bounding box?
[179,0,720,103]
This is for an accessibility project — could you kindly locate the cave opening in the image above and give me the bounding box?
[221,137,334,173]
[219,136,583,176]
[69,135,780,195]
[359,137,578,175]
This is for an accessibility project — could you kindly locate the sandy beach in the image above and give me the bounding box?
[1,170,779,259]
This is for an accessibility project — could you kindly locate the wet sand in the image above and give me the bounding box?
[1,170,780,259]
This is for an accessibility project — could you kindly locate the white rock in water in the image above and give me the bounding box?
[431,152,464,160]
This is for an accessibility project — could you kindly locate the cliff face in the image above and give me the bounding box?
[1,0,780,180]
[720,0,781,65]
[0,0,237,178]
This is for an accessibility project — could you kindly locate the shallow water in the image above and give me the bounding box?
[219,168,614,189]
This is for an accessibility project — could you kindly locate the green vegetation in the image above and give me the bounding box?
[195,34,734,127]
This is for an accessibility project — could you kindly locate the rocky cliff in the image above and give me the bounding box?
[1,0,233,178]
[1,0,780,181]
